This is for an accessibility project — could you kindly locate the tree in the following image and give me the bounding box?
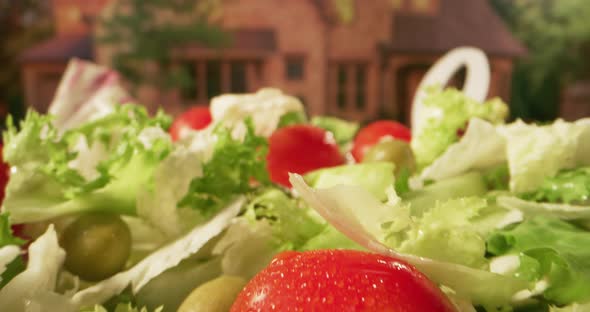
[98,0,231,97]
[490,0,590,121]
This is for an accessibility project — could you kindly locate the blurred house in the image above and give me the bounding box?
[21,0,525,123]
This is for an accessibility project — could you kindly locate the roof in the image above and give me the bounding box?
[177,29,277,57]
[20,34,94,63]
[385,0,527,57]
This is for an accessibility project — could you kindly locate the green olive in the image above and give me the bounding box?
[61,213,131,281]
[362,139,416,174]
[178,275,247,312]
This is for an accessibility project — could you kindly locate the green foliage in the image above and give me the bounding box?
[178,120,271,217]
[490,0,590,121]
[99,0,231,92]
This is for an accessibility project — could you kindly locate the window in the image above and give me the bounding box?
[285,56,305,80]
[206,60,222,99]
[230,61,247,93]
[355,65,367,109]
[179,61,197,100]
[332,62,368,112]
[337,65,348,109]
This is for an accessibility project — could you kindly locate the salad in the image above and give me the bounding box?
[0,54,589,312]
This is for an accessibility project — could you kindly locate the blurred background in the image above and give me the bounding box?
[1,0,589,128]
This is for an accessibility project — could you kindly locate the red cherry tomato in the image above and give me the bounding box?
[169,106,212,141]
[351,120,411,162]
[267,125,344,187]
[231,250,457,312]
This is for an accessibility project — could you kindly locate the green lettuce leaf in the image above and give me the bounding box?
[497,196,590,221]
[178,120,270,218]
[0,214,24,248]
[403,171,488,216]
[550,302,590,312]
[289,173,528,307]
[213,188,324,279]
[2,105,172,223]
[498,119,589,193]
[213,188,359,279]
[304,162,395,201]
[488,217,590,305]
[520,167,590,205]
[277,111,307,128]
[310,116,359,150]
[420,118,507,181]
[385,197,489,269]
[411,87,508,169]
[0,213,25,288]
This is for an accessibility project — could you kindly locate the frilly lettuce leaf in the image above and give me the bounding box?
[420,118,506,181]
[497,119,589,193]
[385,197,489,269]
[178,120,271,218]
[411,87,508,169]
[2,105,172,224]
[289,173,528,307]
[488,217,590,305]
[213,188,324,279]
[213,188,359,280]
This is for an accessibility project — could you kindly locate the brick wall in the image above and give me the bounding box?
[220,0,328,115]
[52,0,109,35]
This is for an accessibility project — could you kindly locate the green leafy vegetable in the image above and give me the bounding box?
[305,162,395,201]
[0,213,25,288]
[385,197,489,269]
[488,217,590,304]
[483,164,511,191]
[178,120,270,217]
[420,118,507,182]
[277,111,307,128]
[243,189,324,251]
[2,105,172,223]
[289,173,528,307]
[403,171,488,216]
[498,119,588,193]
[0,214,24,248]
[411,87,508,169]
[213,188,324,278]
[521,167,590,205]
[310,116,359,150]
